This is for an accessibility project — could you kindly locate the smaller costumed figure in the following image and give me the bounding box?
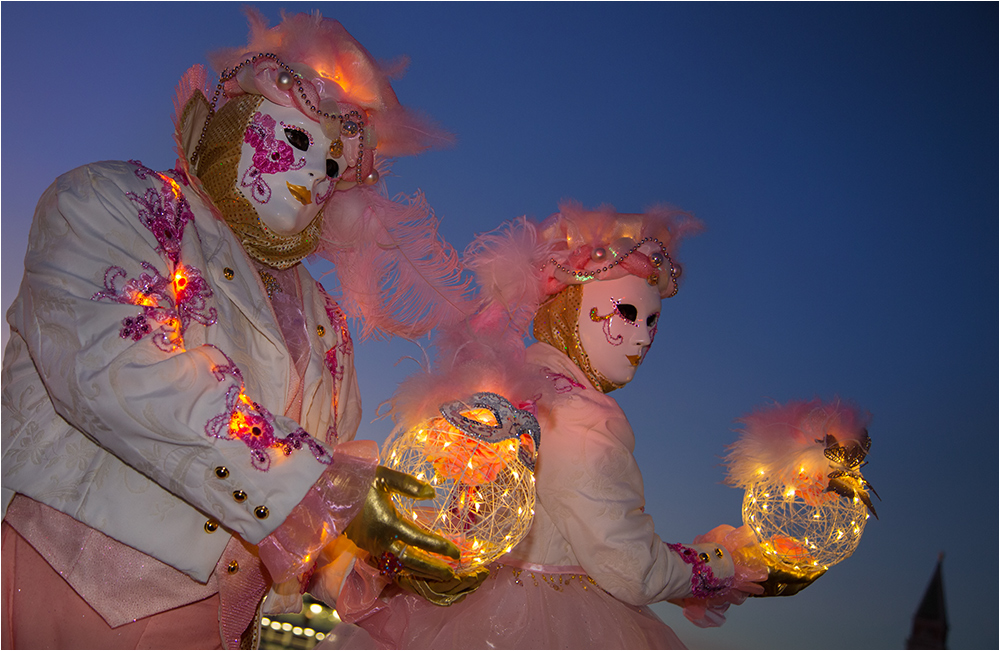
[330,202,767,649]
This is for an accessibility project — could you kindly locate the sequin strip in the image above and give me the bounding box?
[318,283,353,382]
[665,543,734,598]
[508,566,598,591]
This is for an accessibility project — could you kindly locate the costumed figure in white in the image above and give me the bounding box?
[1,10,475,649]
[332,202,767,649]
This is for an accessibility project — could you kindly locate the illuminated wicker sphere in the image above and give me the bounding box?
[384,402,538,574]
[743,475,869,576]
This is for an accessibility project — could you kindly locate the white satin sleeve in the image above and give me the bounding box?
[535,388,733,606]
[3,162,330,548]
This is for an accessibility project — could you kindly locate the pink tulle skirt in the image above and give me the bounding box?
[333,561,686,649]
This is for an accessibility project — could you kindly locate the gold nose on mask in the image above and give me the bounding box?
[286,182,312,205]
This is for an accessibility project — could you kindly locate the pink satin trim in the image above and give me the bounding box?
[257,439,377,584]
[498,554,586,575]
[3,494,218,628]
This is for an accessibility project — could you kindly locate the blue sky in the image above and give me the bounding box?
[2,3,996,649]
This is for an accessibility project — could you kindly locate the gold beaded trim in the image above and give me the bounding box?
[532,285,623,393]
[259,270,281,299]
[508,566,598,592]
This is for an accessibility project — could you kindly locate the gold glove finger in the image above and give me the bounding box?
[375,466,435,500]
[397,574,460,607]
[413,566,489,592]
[392,542,459,582]
[397,566,490,606]
[389,515,461,560]
[753,566,826,597]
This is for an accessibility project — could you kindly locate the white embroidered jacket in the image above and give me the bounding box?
[1,160,362,582]
[508,342,734,605]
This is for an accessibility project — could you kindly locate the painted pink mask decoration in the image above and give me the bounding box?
[237,100,348,236]
[241,111,307,203]
[577,274,662,386]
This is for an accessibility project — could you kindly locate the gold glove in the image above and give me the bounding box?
[345,466,460,582]
[753,564,826,597]
[397,566,491,607]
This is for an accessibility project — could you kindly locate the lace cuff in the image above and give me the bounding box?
[675,524,768,628]
[257,440,378,584]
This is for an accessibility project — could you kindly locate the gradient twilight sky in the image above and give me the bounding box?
[1,3,996,649]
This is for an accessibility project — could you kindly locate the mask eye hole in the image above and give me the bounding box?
[646,313,659,328]
[616,303,638,323]
[284,128,310,151]
[326,159,340,178]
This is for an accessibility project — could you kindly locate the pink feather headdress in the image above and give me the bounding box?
[171,9,471,340]
[384,217,554,430]
[207,7,452,158]
[458,200,703,334]
[537,200,704,300]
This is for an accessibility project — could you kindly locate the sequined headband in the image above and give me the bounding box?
[545,236,682,298]
[190,52,375,187]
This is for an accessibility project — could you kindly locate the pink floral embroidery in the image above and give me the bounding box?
[127,161,195,265]
[92,262,217,351]
[206,359,333,471]
[543,368,585,394]
[207,345,244,384]
[240,112,306,204]
[317,283,353,382]
[120,314,151,341]
[130,160,158,181]
[666,542,734,598]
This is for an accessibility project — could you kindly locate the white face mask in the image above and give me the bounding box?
[577,274,662,386]
[236,100,349,236]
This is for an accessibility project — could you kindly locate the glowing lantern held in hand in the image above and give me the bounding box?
[726,399,879,587]
[383,392,540,573]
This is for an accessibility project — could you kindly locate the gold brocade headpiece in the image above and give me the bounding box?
[532,285,624,393]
